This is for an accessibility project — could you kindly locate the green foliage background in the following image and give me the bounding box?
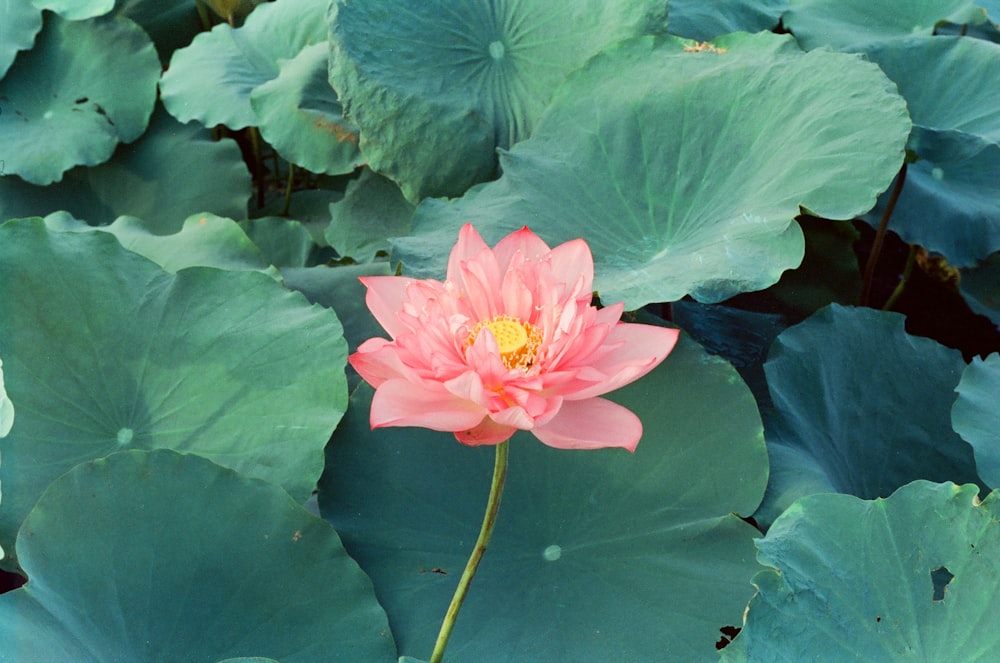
[1,0,999,660]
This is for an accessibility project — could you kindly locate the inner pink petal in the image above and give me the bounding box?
[447,223,491,284]
[458,251,502,320]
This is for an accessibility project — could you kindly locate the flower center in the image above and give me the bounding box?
[466,315,541,370]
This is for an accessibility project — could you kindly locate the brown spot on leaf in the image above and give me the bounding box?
[683,42,728,54]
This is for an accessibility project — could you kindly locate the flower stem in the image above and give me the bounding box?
[861,162,908,307]
[882,242,917,311]
[429,440,510,663]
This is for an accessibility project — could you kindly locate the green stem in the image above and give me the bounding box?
[882,243,917,311]
[429,440,510,663]
[281,163,295,217]
[861,162,908,307]
[247,126,265,210]
[193,0,212,31]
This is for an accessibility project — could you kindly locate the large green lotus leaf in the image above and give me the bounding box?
[43,212,275,274]
[281,262,391,354]
[251,42,362,175]
[97,214,271,273]
[0,449,396,662]
[0,12,159,185]
[667,0,786,40]
[857,38,1000,265]
[867,128,1000,266]
[953,353,1000,488]
[960,252,1000,325]
[754,304,980,527]
[0,219,348,568]
[722,481,1000,662]
[239,217,316,268]
[160,0,328,129]
[324,168,415,262]
[327,0,669,202]
[318,333,768,661]
[396,32,909,309]
[783,0,986,50]
[0,1,42,79]
[0,108,251,232]
[281,261,394,392]
[865,37,1000,142]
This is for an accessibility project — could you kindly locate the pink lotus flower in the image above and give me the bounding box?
[349,224,680,451]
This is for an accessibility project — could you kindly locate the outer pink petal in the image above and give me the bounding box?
[454,416,517,446]
[548,238,594,296]
[563,324,680,400]
[492,225,551,272]
[532,398,642,452]
[488,405,534,429]
[446,223,491,284]
[349,337,416,388]
[370,379,486,431]
[360,275,414,339]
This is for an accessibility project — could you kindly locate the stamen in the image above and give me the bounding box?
[466,315,541,370]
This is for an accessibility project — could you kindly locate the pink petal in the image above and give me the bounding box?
[499,254,535,321]
[492,225,551,272]
[454,416,517,446]
[455,249,502,320]
[348,337,423,388]
[370,379,486,431]
[532,398,643,452]
[360,276,415,339]
[446,223,491,284]
[563,324,680,400]
[548,238,594,296]
[488,405,535,429]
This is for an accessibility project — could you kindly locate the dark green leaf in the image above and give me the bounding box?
[325,168,414,261]
[0,107,251,232]
[327,0,669,201]
[783,0,985,50]
[952,353,1000,487]
[723,482,1000,661]
[755,304,980,526]
[0,449,395,662]
[0,12,159,184]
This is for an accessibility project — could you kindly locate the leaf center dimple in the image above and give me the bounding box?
[488,40,506,60]
[116,427,134,446]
